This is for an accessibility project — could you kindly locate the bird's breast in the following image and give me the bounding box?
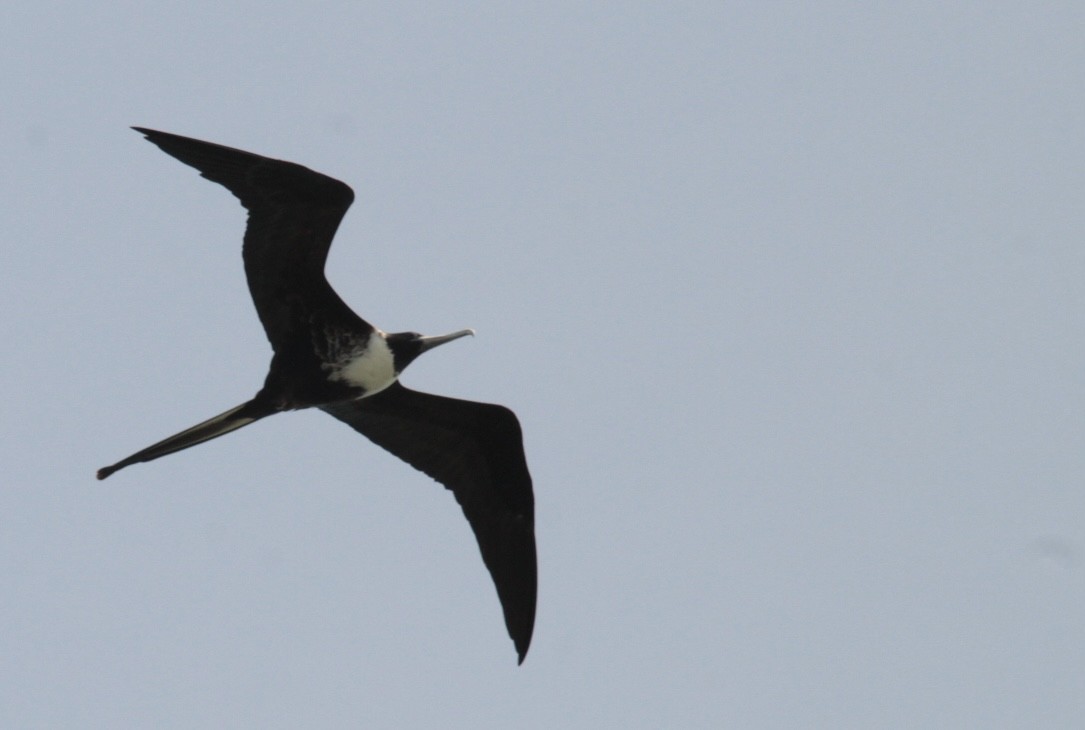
[323,330,397,396]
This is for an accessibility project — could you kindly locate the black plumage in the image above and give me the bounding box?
[98,128,536,663]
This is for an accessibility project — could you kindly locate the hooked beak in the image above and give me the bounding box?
[417,328,475,354]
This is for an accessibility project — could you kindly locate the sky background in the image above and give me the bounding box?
[2,3,1083,728]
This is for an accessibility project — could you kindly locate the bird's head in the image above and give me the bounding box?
[385,328,475,373]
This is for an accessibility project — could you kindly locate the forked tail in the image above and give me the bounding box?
[97,399,276,480]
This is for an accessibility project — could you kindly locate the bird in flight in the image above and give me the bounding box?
[98,128,536,663]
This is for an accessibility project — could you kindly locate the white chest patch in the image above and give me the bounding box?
[326,330,397,395]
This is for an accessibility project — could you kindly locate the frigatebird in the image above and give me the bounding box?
[98,128,536,663]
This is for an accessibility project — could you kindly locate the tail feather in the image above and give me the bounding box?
[97,399,275,479]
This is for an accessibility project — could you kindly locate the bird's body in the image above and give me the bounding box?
[98,128,536,663]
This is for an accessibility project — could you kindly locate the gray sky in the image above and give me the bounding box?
[3,3,1083,727]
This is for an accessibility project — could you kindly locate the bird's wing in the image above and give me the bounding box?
[133,127,364,350]
[321,382,537,663]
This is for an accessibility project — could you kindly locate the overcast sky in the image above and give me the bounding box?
[2,3,1083,728]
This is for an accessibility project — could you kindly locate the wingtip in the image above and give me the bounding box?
[96,465,116,480]
[515,635,532,665]
[131,126,164,142]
